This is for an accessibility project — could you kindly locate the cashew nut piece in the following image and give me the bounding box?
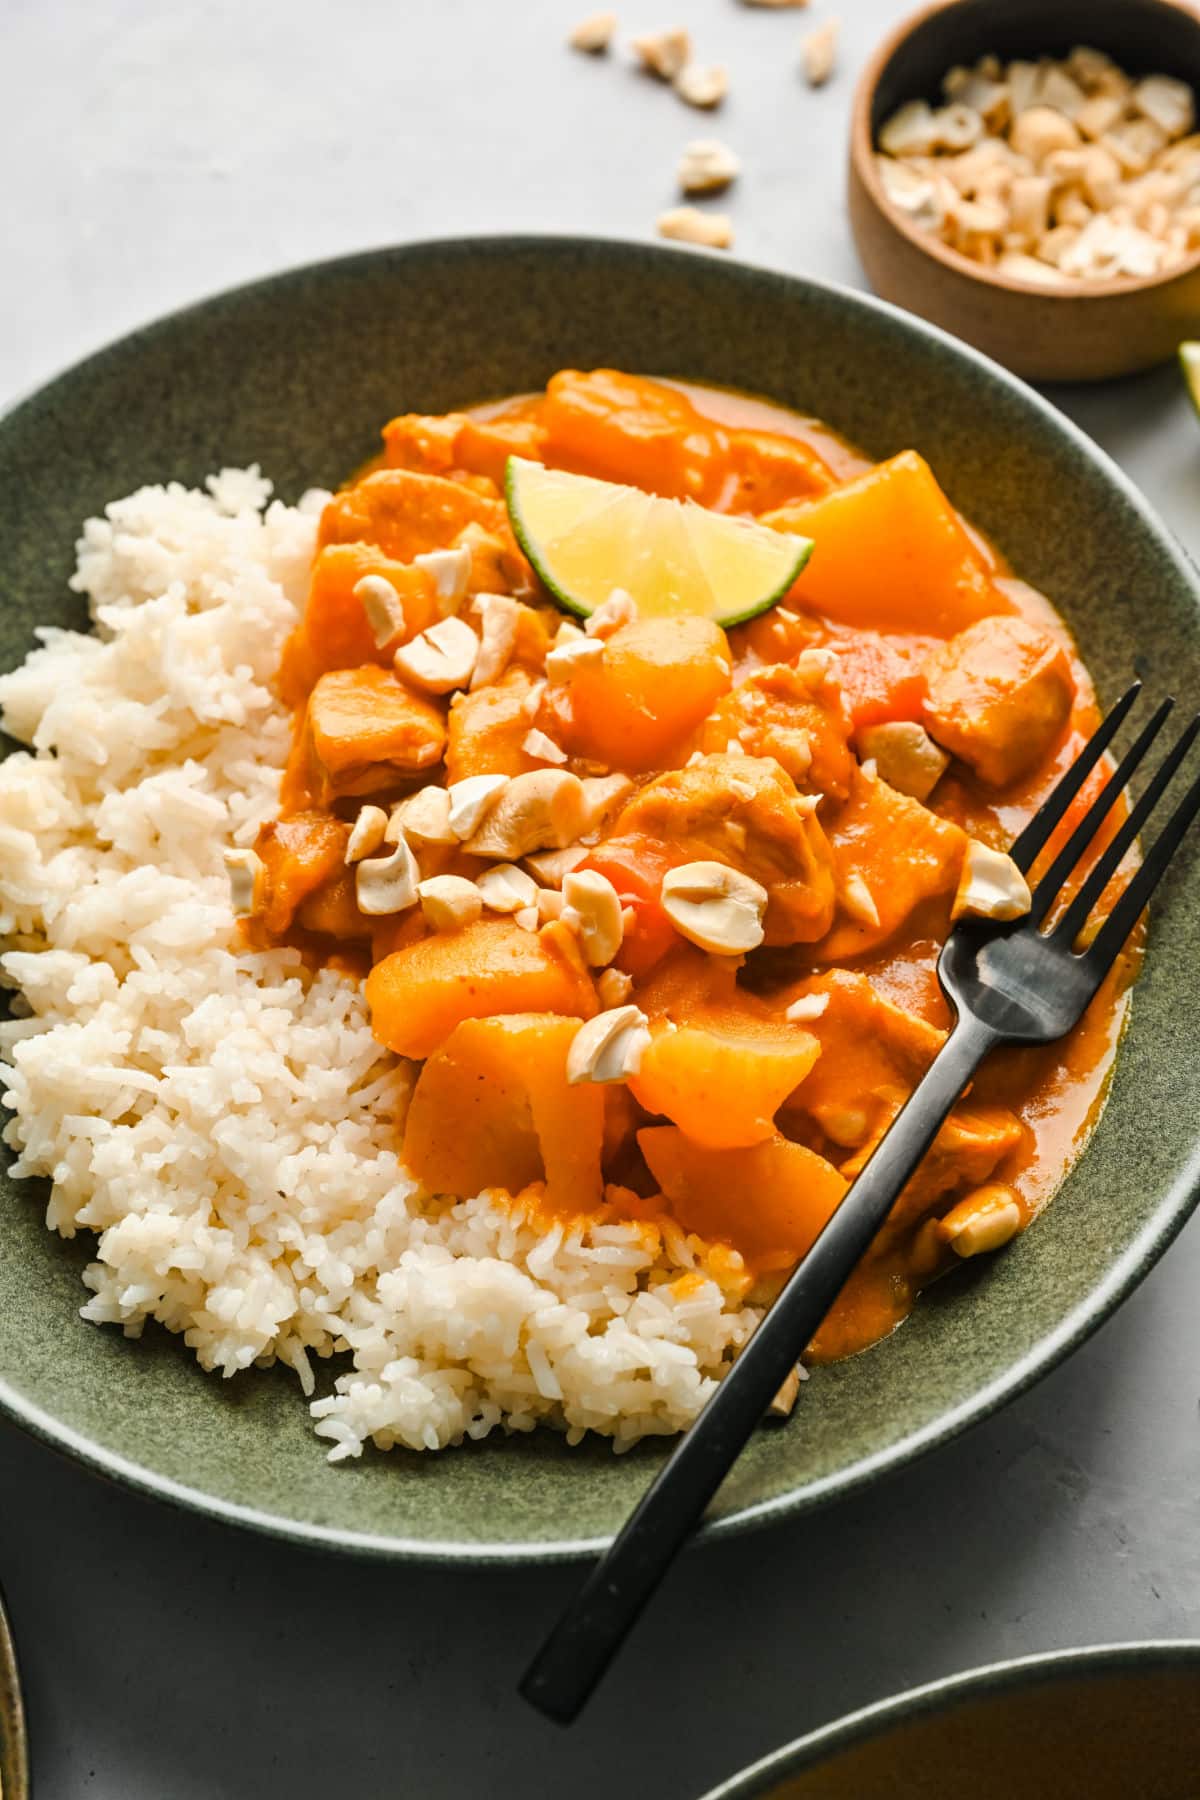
[938,1183,1023,1258]
[393,784,457,845]
[354,575,407,649]
[566,1005,652,1085]
[464,769,587,860]
[345,804,390,864]
[952,840,1031,922]
[545,634,605,683]
[525,845,590,887]
[856,721,949,802]
[585,588,639,639]
[840,870,881,930]
[223,848,264,918]
[785,992,829,1024]
[522,727,568,765]
[446,773,510,841]
[394,616,479,694]
[414,546,472,616]
[470,593,520,690]
[418,874,483,932]
[578,774,635,837]
[561,869,625,966]
[354,832,420,916]
[660,860,768,954]
[476,862,541,914]
[596,966,634,1009]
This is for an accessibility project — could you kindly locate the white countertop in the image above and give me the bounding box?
[3,2,1199,1794]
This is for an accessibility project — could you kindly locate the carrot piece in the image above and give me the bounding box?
[254,814,349,935]
[630,1018,821,1149]
[924,615,1075,787]
[305,665,446,802]
[816,767,966,961]
[766,451,1010,638]
[366,917,597,1060]
[403,1013,605,1212]
[318,469,507,563]
[551,615,732,772]
[639,1128,848,1274]
[578,837,683,977]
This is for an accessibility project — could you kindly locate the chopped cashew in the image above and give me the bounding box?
[785,992,829,1023]
[525,845,590,887]
[675,63,728,110]
[515,906,540,932]
[953,839,1032,922]
[579,773,635,836]
[568,10,617,53]
[840,870,881,930]
[394,784,457,845]
[224,848,264,918]
[633,27,690,81]
[938,1183,1022,1257]
[470,593,520,690]
[476,862,541,914]
[355,832,420,916]
[856,721,950,801]
[801,19,839,87]
[657,207,734,249]
[546,633,605,681]
[597,966,634,1008]
[679,138,740,194]
[354,575,406,648]
[1134,75,1195,140]
[522,727,569,765]
[465,769,588,859]
[418,874,483,932]
[537,887,566,923]
[345,804,389,864]
[767,1363,808,1419]
[446,773,510,840]
[414,546,472,617]
[880,99,940,158]
[660,860,768,954]
[585,589,639,638]
[562,869,625,966]
[566,1005,652,1084]
[394,616,479,694]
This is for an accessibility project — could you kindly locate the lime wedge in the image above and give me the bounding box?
[1182,342,1200,417]
[505,457,813,627]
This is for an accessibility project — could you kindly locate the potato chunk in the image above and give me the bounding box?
[923,616,1075,787]
[614,752,836,945]
[630,1016,821,1149]
[305,666,446,801]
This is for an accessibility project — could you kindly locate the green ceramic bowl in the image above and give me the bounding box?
[1,237,1198,1563]
[700,1642,1200,1797]
[0,1589,28,1800]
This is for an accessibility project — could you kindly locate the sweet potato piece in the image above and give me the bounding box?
[780,968,945,1146]
[700,662,855,798]
[254,813,349,935]
[403,1013,605,1212]
[639,1128,848,1274]
[383,412,547,488]
[614,753,836,945]
[816,768,966,961]
[318,470,507,563]
[280,544,440,703]
[630,1018,821,1149]
[923,616,1075,787]
[305,666,446,801]
[366,917,596,1059]
[766,452,1008,638]
[553,616,731,771]
[445,666,544,783]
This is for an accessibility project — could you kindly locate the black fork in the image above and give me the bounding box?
[521,681,1200,1725]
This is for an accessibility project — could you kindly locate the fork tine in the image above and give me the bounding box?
[1027,697,1174,925]
[1056,713,1200,945]
[1008,681,1142,874]
[1085,755,1200,974]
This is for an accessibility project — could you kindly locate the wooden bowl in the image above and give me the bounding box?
[849,0,1200,381]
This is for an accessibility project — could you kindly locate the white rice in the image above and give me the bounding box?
[0,471,760,1458]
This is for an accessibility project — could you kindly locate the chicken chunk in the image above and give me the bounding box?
[613,752,836,945]
[699,660,856,798]
[445,665,545,784]
[318,469,507,564]
[305,665,446,802]
[816,766,967,961]
[923,616,1075,788]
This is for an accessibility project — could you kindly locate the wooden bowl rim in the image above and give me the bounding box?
[850,0,1200,302]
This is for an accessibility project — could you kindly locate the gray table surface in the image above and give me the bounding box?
[3,1,1199,1795]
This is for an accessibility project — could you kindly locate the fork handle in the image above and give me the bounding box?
[520,1012,999,1724]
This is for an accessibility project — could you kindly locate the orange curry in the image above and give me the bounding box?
[245,369,1137,1364]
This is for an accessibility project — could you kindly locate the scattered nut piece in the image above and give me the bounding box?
[597,966,634,1008]
[525,845,590,887]
[345,804,390,864]
[953,839,1032,922]
[633,26,691,81]
[522,727,569,765]
[578,773,635,837]
[476,862,541,914]
[224,848,264,918]
[446,773,510,840]
[566,1005,653,1085]
[938,1183,1023,1258]
[354,575,406,648]
[537,887,566,924]
[418,874,483,932]
[546,633,605,682]
[465,769,588,860]
[880,99,940,158]
[414,546,472,617]
[394,615,479,694]
[840,869,881,930]
[801,18,839,88]
[562,869,625,966]
[585,588,640,638]
[784,992,829,1023]
[568,10,617,53]
[515,905,541,932]
[355,832,420,917]
[678,137,740,195]
[675,63,728,110]
[767,1364,808,1419]
[856,721,949,802]
[392,785,455,846]
[660,860,768,954]
[657,206,734,249]
[470,593,520,690]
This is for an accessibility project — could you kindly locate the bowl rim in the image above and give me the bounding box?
[699,1639,1200,1797]
[850,0,1200,301]
[1,231,1199,1565]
